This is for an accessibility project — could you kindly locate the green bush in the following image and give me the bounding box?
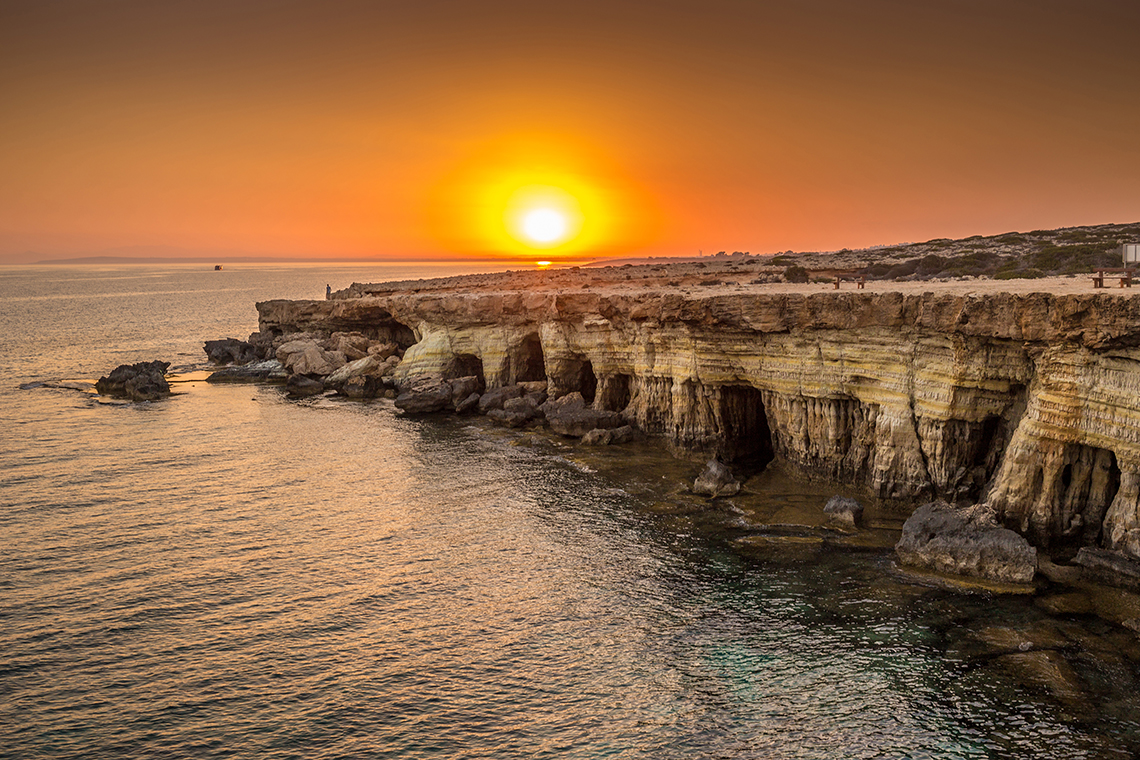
[784,265,809,283]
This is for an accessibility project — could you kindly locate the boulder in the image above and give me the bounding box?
[478,384,526,414]
[276,340,346,377]
[95,360,171,401]
[327,332,372,360]
[581,425,638,445]
[325,355,382,386]
[1072,548,1140,589]
[367,341,401,360]
[540,392,624,437]
[823,495,864,530]
[204,338,259,365]
[395,377,453,414]
[339,375,383,399]
[286,375,325,398]
[693,459,741,497]
[455,392,481,414]
[449,376,484,409]
[895,501,1037,584]
[206,359,287,383]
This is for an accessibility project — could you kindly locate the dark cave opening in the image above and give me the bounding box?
[445,353,486,392]
[718,385,775,471]
[598,373,632,413]
[515,334,546,383]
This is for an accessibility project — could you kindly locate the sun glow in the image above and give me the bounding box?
[426,137,661,262]
[521,209,567,243]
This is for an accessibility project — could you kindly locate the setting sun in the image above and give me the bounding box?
[521,209,567,244]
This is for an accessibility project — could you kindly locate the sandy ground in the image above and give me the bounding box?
[348,258,1140,300]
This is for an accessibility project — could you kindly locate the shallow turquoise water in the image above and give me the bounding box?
[3,264,1140,759]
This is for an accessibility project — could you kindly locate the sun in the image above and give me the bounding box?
[504,185,584,251]
[522,208,567,244]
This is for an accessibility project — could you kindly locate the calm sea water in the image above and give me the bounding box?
[3,263,1140,760]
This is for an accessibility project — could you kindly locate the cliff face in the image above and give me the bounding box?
[256,289,1140,561]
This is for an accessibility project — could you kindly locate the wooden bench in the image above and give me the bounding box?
[1092,268,1135,288]
[833,274,866,289]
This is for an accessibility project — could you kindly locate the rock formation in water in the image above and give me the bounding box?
[224,282,1140,585]
[96,360,171,401]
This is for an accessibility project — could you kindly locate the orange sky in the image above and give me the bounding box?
[2,0,1139,264]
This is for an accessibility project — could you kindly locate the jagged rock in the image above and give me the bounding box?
[449,376,484,409]
[478,384,526,414]
[96,360,171,401]
[540,392,623,437]
[204,338,259,365]
[327,331,372,360]
[455,392,481,414]
[1072,548,1140,589]
[823,495,864,529]
[367,341,400,360]
[693,459,741,497]
[487,395,542,427]
[895,501,1037,584]
[276,340,346,377]
[339,375,382,399]
[581,425,638,445]
[206,359,287,383]
[394,377,453,413]
[325,355,382,386]
[286,375,325,398]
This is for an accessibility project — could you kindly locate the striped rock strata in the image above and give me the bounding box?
[255,289,1140,563]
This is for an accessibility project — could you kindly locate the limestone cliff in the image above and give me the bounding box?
[255,288,1140,563]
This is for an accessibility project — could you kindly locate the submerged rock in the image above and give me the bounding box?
[693,459,741,497]
[895,501,1037,584]
[95,360,171,401]
[581,425,638,445]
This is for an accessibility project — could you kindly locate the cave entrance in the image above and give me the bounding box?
[445,353,486,392]
[718,385,775,471]
[598,373,633,413]
[515,334,546,383]
[556,357,596,403]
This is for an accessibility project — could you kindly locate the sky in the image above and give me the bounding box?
[2,0,1139,264]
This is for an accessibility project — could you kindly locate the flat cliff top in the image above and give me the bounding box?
[338,258,1140,301]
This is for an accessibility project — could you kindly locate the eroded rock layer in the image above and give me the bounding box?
[255,289,1140,562]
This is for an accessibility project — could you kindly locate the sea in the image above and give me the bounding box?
[3,262,1140,760]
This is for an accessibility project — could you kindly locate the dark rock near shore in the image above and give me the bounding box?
[95,360,171,401]
[693,459,741,497]
[581,425,638,445]
[823,495,864,529]
[286,375,325,398]
[1073,548,1140,589]
[204,338,259,365]
[207,359,287,383]
[478,384,525,414]
[540,392,624,437]
[895,501,1037,584]
[395,377,454,413]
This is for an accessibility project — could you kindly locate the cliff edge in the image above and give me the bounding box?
[249,272,1140,579]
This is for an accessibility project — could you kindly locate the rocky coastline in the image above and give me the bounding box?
[204,266,1140,598]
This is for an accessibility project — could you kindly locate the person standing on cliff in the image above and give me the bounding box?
[326,284,331,299]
